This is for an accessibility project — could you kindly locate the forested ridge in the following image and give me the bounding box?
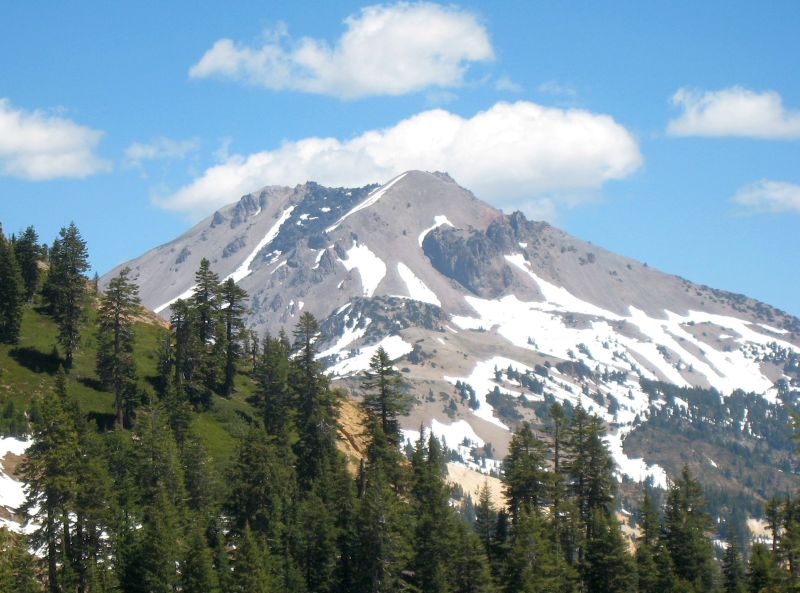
[2,222,800,593]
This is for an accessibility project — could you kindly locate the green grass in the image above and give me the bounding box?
[0,295,259,467]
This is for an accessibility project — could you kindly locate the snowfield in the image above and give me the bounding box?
[396,262,441,306]
[339,242,386,298]
[327,335,413,377]
[0,436,31,532]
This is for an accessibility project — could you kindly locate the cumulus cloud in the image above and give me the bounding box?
[124,137,200,167]
[537,81,577,98]
[0,98,109,180]
[155,101,642,217]
[732,180,800,214]
[667,86,800,139]
[495,75,522,93]
[189,2,494,99]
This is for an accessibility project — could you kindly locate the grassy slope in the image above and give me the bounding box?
[0,296,259,470]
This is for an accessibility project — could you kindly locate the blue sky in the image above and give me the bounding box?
[1,1,798,315]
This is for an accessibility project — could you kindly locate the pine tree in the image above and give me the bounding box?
[722,529,746,593]
[0,527,42,593]
[584,510,636,593]
[127,486,181,593]
[451,521,496,593]
[191,258,224,394]
[635,488,662,593]
[14,225,41,301]
[182,525,220,593]
[410,433,454,593]
[44,223,90,368]
[503,510,567,593]
[232,524,272,593]
[475,481,497,559]
[255,334,294,440]
[19,367,80,593]
[351,411,413,593]
[96,266,141,428]
[746,543,781,593]
[662,465,717,592]
[72,416,117,592]
[0,225,24,343]
[226,426,296,544]
[220,278,248,397]
[502,422,550,520]
[291,312,341,485]
[361,346,409,447]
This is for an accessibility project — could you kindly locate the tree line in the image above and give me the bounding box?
[2,221,800,592]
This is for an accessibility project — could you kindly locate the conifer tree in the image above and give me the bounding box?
[220,278,248,396]
[662,465,717,592]
[127,486,181,593]
[226,427,296,544]
[19,367,80,593]
[191,258,224,395]
[474,481,497,559]
[584,510,636,593]
[291,312,341,485]
[232,524,272,593]
[0,528,42,593]
[351,414,413,593]
[255,334,294,440]
[44,223,90,367]
[96,266,141,428]
[182,525,220,593]
[722,529,746,593]
[746,543,781,593]
[410,433,453,593]
[0,225,24,343]
[503,422,549,520]
[14,225,41,301]
[361,346,409,447]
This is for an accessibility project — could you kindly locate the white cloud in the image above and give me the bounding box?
[495,75,522,93]
[732,179,800,214]
[124,137,200,167]
[0,98,109,180]
[189,2,494,99]
[537,81,577,98]
[156,100,642,218]
[667,86,800,139]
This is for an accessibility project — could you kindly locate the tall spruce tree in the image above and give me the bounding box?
[722,529,746,593]
[361,346,409,447]
[19,368,80,593]
[14,225,41,301]
[255,334,294,441]
[503,422,550,520]
[662,465,717,592]
[44,223,90,368]
[291,312,340,485]
[232,524,272,593]
[96,266,141,428]
[0,225,24,343]
[220,278,248,396]
[182,525,220,593]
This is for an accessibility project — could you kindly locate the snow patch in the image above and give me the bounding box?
[0,437,31,532]
[225,205,296,283]
[418,215,454,247]
[339,242,386,297]
[327,335,413,377]
[326,173,407,232]
[396,263,440,306]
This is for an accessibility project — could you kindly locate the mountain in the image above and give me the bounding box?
[104,170,800,515]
